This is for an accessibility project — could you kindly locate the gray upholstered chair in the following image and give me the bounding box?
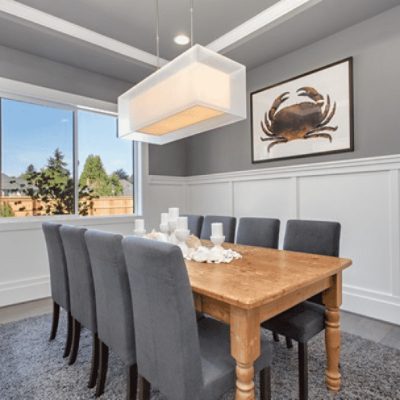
[262,219,341,400]
[85,230,138,399]
[236,217,280,248]
[182,214,204,237]
[122,237,273,400]
[200,215,236,243]
[59,225,98,388]
[42,222,72,358]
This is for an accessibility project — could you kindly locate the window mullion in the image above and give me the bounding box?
[73,110,79,215]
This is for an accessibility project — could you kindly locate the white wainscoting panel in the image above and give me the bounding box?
[149,155,400,325]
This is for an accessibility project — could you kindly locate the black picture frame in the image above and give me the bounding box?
[250,57,354,164]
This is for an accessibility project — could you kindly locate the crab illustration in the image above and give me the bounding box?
[260,87,337,152]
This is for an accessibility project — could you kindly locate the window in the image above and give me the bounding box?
[78,110,134,216]
[0,98,136,218]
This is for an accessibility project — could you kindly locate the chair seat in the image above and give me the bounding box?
[262,301,325,343]
[198,317,272,400]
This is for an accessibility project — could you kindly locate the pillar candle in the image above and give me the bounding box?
[161,213,169,225]
[135,219,145,231]
[177,216,188,230]
[211,222,223,237]
[168,207,179,220]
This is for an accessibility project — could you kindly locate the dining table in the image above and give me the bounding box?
[185,242,352,400]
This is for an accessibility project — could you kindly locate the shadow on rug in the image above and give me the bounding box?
[0,313,399,399]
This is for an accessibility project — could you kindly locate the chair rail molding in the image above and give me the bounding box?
[147,154,400,325]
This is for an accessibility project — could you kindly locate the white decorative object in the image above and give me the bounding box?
[211,222,223,237]
[134,219,146,237]
[160,212,169,225]
[187,245,242,264]
[118,44,246,145]
[177,216,188,230]
[175,228,190,257]
[168,207,180,220]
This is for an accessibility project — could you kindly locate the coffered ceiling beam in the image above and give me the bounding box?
[0,0,168,68]
[206,0,322,54]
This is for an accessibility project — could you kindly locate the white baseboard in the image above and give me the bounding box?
[0,276,50,307]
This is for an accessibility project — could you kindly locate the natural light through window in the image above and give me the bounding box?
[0,98,135,218]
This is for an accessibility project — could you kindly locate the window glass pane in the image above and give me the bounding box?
[78,110,134,216]
[0,99,74,217]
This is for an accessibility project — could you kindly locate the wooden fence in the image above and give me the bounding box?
[0,196,134,217]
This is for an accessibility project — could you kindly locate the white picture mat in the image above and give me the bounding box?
[252,60,352,162]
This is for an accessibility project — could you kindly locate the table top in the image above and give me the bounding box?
[185,243,352,309]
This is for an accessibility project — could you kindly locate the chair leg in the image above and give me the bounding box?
[139,376,151,400]
[273,332,279,342]
[96,341,109,398]
[88,333,99,389]
[63,312,73,358]
[286,336,294,349]
[49,301,60,341]
[260,367,271,400]
[298,342,309,400]
[127,364,138,400]
[68,319,81,365]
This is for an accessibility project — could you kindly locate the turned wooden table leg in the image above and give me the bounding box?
[230,306,260,400]
[323,272,342,393]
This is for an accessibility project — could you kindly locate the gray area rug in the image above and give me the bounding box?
[0,313,399,400]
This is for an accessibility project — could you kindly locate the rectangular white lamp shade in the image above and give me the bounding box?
[118,44,246,144]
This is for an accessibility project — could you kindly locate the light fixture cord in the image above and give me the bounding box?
[155,0,160,68]
[190,0,194,46]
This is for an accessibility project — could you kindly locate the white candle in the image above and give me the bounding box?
[161,213,169,225]
[135,219,145,231]
[168,207,179,220]
[211,222,223,237]
[177,216,188,230]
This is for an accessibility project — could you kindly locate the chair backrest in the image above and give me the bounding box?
[60,225,96,332]
[183,214,204,237]
[236,217,280,248]
[284,219,341,304]
[284,220,341,257]
[200,215,237,243]
[122,237,203,400]
[42,222,70,311]
[85,230,136,366]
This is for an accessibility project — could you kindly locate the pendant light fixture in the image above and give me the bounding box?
[118,0,246,145]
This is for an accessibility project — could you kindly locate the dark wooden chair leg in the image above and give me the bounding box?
[286,336,294,349]
[298,342,308,400]
[96,341,109,398]
[139,376,151,400]
[88,333,99,389]
[127,364,138,400]
[63,312,73,358]
[68,318,81,365]
[260,367,271,400]
[49,301,60,341]
[273,332,280,342]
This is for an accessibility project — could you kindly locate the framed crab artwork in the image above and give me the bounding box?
[250,57,354,163]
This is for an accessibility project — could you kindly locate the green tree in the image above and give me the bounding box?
[16,149,95,216]
[114,168,129,181]
[21,164,36,180]
[79,155,122,196]
[0,202,14,218]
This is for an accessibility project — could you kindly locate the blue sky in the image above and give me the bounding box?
[1,99,133,178]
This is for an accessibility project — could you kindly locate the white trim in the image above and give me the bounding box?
[0,0,168,68]
[0,275,50,307]
[0,77,117,114]
[206,0,322,54]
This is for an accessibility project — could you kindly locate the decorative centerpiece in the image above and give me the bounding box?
[141,207,242,264]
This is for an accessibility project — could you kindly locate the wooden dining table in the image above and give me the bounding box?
[185,242,352,400]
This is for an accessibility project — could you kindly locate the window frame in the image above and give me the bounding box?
[0,93,139,220]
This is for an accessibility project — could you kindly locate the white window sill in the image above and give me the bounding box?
[0,214,141,232]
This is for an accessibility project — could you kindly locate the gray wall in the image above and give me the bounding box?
[150,5,400,176]
[0,44,131,102]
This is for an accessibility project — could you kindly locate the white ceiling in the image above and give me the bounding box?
[0,0,399,83]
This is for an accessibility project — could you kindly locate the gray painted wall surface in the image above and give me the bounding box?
[150,5,400,176]
[0,44,131,102]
